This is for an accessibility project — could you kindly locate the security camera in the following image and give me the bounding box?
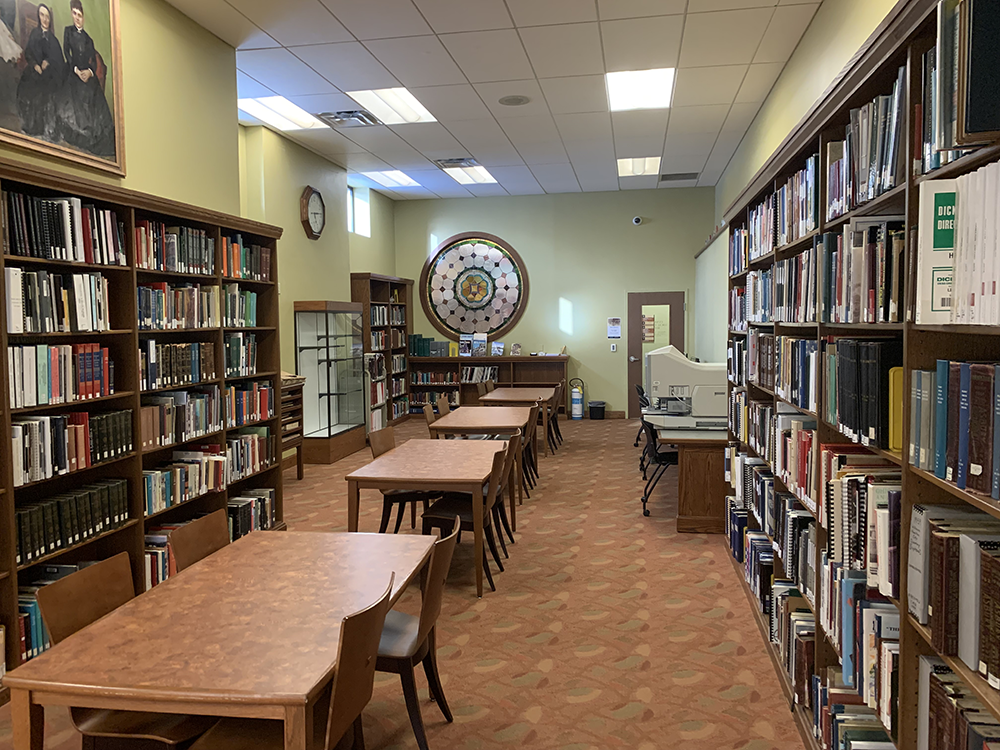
[632,216,643,226]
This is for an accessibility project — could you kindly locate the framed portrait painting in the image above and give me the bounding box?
[0,0,123,174]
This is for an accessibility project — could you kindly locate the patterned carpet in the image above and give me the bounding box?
[0,419,805,750]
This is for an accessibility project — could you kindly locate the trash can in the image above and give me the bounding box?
[588,401,606,420]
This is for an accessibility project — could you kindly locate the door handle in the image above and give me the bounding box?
[628,355,639,363]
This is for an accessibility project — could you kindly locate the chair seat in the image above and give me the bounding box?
[423,494,491,526]
[378,608,421,660]
[188,718,284,750]
[381,489,440,501]
[73,707,218,743]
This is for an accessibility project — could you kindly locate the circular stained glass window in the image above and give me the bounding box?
[420,233,529,340]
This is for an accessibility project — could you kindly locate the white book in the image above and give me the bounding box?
[863,605,898,706]
[23,345,35,408]
[915,179,958,324]
[958,533,1000,672]
[11,425,23,487]
[876,507,892,596]
[72,274,89,331]
[5,266,23,334]
[984,163,999,325]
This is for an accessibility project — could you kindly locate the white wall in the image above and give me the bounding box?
[694,229,729,364]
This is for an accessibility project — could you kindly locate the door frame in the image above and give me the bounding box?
[627,291,685,419]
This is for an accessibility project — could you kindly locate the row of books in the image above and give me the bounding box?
[370,379,386,407]
[221,234,271,281]
[773,243,817,323]
[918,655,1000,750]
[776,154,819,248]
[369,406,385,432]
[775,336,819,414]
[15,479,129,566]
[227,427,274,483]
[137,282,220,331]
[8,343,113,409]
[392,397,409,420]
[224,332,259,377]
[390,328,405,349]
[5,267,111,334]
[809,664,898,747]
[391,354,406,374]
[727,337,746,386]
[823,338,902,452]
[745,268,772,323]
[917,30,966,176]
[365,352,386,382]
[772,413,817,506]
[144,448,228,516]
[222,284,257,328]
[412,370,458,384]
[225,380,273,428]
[140,340,216,392]
[135,220,215,276]
[140,388,222,451]
[747,328,774,391]
[412,390,458,407]
[461,366,499,383]
[12,409,133,486]
[390,305,405,325]
[370,304,389,326]
[820,218,906,325]
[408,334,436,357]
[729,287,746,332]
[4,191,126,265]
[371,330,386,351]
[390,376,406,397]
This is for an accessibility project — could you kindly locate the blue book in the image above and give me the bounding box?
[841,573,867,687]
[992,365,1000,500]
[936,359,949,478]
[957,362,972,489]
[914,370,922,468]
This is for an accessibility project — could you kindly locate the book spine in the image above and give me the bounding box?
[936,359,949,478]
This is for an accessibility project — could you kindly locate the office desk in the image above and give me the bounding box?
[657,430,729,534]
[6,532,435,750]
[479,387,555,456]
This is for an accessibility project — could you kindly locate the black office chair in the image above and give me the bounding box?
[639,419,677,517]
[634,385,650,447]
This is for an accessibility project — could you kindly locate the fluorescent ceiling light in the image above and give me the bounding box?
[363,170,420,188]
[617,156,661,177]
[237,96,326,131]
[346,88,436,125]
[443,165,496,185]
[605,68,675,112]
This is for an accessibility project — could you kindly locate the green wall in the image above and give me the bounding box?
[394,188,715,414]
[349,188,396,277]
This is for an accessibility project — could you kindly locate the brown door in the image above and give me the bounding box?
[627,292,685,419]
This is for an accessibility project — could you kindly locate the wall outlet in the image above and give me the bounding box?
[610,343,617,352]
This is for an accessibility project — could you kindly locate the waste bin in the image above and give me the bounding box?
[588,401,606,420]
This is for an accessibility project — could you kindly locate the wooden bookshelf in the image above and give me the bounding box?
[0,155,284,694]
[350,273,412,428]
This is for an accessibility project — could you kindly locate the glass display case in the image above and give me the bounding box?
[294,301,367,463]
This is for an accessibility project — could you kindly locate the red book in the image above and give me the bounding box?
[68,412,91,467]
[18,614,26,662]
[81,206,94,264]
[71,344,85,400]
[102,346,110,396]
[49,346,59,403]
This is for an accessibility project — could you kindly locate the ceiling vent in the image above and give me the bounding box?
[433,157,480,169]
[659,172,700,182]
[317,110,383,128]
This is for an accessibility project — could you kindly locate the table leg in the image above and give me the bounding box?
[348,480,360,532]
[12,689,43,750]
[511,450,521,532]
[284,704,311,750]
[473,483,484,598]
[542,403,550,457]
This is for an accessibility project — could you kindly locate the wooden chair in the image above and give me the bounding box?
[377,519,460,750]
[476,382,487,399]
[485,381,496,392]
[423,403,436,428]
[521,403,541,496]
[491,431,520,553]
[544,382,564,454]
[188,576,395,750]
[371,426,440,533]
[422,447,508,592]
[436,395,451,416]
[170,509,230,573]
[35,552,218,749]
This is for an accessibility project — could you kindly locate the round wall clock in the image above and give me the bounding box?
[300,186,325,239]
[419,232,529,341]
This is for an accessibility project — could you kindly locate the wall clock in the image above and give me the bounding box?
[300,186,325,240]
[419,232,529,341]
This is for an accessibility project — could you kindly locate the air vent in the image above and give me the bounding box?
[433,158,480,169]
[317,110,383,128]
[659,172,700,182]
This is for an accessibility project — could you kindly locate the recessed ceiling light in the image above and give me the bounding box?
[617,156,661,177]
[443,165,497,185]
[345,88,436,125]
[605,68,675,112]
[238,96,327,131]
[499,95,530,107]
[363,170,420,188]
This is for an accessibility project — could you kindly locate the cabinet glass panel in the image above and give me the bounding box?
[295,307,364,438]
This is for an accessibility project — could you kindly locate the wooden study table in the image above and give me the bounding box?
[657,429,729,533]
[478,387,556,456]
[427,406,531,530]
[5,531,434,750]
[345,439,505,597]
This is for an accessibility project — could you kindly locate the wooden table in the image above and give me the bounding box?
[478,387,556,456]
[5,531,434,750]
[428,406,531,530]
[657,430,729,533]
[345,439,505,597]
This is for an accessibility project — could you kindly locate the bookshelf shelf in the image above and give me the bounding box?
[142,381,220,396]
[820,322,905,332]
[913,142,1000,184]
[136,268,215,282]
[3,256,131,272]
[227,462,279,486]
[729,329,748,336]
[11,391,135,414]
[747,381,774,397]
[910,323,1000,335]
[138,328,221,336]
[8,329,132,339]
[910,466,1000,521]
[142,430,223,455]
[226,415,279,431]
[15,451,136,491]
[774,393,816,418]
[225,370,279,382]
[774,321,818,329]
[221,276,275,287]
[17,518,140,572]
[143,487,226,522]
[823,183,907,231]
[775,228,820,258]
[223,326,277,333]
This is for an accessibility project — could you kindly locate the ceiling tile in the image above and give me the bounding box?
[165,0,279,49]
[555,112,615,161]
[319,0,433,39]
[286,92,360,115]
[539,76,608,115]
[573,158,620,192]
[389,122,469,161]
[663,131,719,157]
[237,48,340,96]
[672,65,747,107]
[597,0,687,20]
[488,165,545,194]
[529,163,581,193]
[753,4,819,64]
[411,0,513,33]
[679,9,772,68]
[702,130,743,171]
[601,15,684,72]
[227,0,353,47]
[409,84,493,122]
[343,152,394,170]
[403,169,475,197]
[338,125,413,152]
[389,186,439,199]
[498,115,569,164]
[611,110,668,156]
[290,128,369,156]
[466,183,510,197]
[505,0,597,26]
[659,151,711,174]
[721,100,763,134]
[440,30,534,83]
[365,35,467,87]
[658,178,699,188]
[666,104,730,134]
[236,71,275,99]
[519,23,604,78]
[697,167,724,186]
[445,119,525,166]
[619,175,659,190]
[475,80,551,119]
[688,0,778,10]
[735,62,784,103]
[291,43,399,91]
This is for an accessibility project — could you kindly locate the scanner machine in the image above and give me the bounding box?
[642,345,727,431]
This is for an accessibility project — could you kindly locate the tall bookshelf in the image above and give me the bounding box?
[350,273,412,428]
[724,1,1000,748]
[0,156,284,700]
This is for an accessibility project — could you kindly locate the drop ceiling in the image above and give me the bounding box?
[165,0,820,199]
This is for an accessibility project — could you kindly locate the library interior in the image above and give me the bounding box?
[0,0,994,748]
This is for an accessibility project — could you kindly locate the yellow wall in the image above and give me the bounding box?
[349,189,396,277]
[715,0,899,220]
[394,188,715,413]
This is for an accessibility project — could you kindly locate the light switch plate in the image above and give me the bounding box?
[611,343,617,352]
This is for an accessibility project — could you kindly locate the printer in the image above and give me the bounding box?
[642,345,727,430]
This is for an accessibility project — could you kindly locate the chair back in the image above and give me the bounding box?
[171,509,230,573]
[635,384,650,409]
[483,444,508,513]
[476,382,487,398]
[436,395,451,416]
[640,420,660,452]
[552,382,564,413]
[422,403,436,426]
[500,429,522,491]
[36,552,134,645]
[526,403,540,442]
[485,380,496,392]
[370,426,395,458]
[324,575,395,750]
[416,519,460,646]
